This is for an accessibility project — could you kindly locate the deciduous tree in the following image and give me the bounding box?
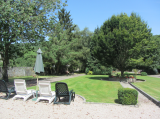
[91,13,152,76]
[0,0,66,81]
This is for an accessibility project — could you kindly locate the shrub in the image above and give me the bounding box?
[118,88,138,105]
[132,69,138,75]
[85,67,89,74]
[93,68,101,75]
[92,66,112,75]
[87,71,93,75]
[141,72,147,76]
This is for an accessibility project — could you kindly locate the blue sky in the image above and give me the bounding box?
[64,0,160,35]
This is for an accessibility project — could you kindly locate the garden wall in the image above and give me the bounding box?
[0,67,35,78]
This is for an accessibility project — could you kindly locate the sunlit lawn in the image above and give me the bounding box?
[28,75,122,103]
[132,76,160,101]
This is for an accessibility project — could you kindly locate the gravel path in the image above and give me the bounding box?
[0,74,160,119]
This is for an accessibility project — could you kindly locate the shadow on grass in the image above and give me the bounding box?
[88,77,109,80]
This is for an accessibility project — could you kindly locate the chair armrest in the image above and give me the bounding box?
[10,87,15,90]
[28,89,36,93]
[8,87,15,93]
[69,89,73,95]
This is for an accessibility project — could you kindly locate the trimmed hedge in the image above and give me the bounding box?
[141,72,147,76]
[118,88,138,105]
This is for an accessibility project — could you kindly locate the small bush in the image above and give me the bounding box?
[141,72,147,76]
[93,68,101,75]
[118,88,138,105]
[85,67,89,74]
[87,71,93,75]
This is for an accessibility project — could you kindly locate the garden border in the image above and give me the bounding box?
[129,83,160,107]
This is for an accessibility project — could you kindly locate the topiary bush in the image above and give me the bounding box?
[118,88,138,105]
[87,71,93,75]
[141,72,147,76]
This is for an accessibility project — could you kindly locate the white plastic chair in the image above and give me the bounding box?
[36,81,55,103]
[13,79,35,101]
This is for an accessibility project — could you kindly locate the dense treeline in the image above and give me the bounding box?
[1,1,160,82]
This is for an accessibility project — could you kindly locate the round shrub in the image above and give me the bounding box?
[118,88,138,105]
[141,72,147,76]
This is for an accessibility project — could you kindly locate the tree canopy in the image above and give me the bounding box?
[42,8,76,74]
[91,13,153,75]
[0,0,66,81]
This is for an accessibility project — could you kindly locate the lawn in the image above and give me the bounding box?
[132,76,160,101]
[8,75,57,82]
[28,75,122,103]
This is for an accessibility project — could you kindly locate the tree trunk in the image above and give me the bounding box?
[121,70,124,76]
[2,60,9,82]
[56,58,61,74]
[2,43,10,82]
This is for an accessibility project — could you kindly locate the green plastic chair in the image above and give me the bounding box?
[54,82,75,105]
[0,80,16,99]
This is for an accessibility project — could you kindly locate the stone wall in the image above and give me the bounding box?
[0,67,35,78]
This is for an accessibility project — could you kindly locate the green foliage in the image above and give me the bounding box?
[141,72,148,76]
[145,35,160,68]
[92,66,112,75]
[0,0,66,81]
[123,72,130,75]
[118,88,138,105]
[133,69,138,75]
[43,8,76,74]
[58,8,76,41]
[71,27,93,72]
[91,12,152,76]
[42,9,94,74]
[0,62,2,67]
[9,50,37,67]
[86,49,112,75]
[87,71,93,75]
[85,67,89,74]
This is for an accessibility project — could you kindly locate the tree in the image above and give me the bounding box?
[43,22,71,74]
[58,8,76,40]
[71,27,93,72]
[43,8,76,74]
[91,13,152,76]
[135,35,160,74]
[0,0,66,82]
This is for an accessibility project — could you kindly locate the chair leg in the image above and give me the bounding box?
[72,92,75,101]
[5,92,11,100]
[54,96,57,104]
[68,95,71,105]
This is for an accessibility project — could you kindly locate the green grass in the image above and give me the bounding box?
[28,75,122,103]
[8,75,57,82]
[132,76,160,101]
